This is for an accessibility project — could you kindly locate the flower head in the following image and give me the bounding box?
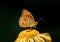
[14,29,52,42]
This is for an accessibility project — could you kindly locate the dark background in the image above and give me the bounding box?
[0,0,60,42]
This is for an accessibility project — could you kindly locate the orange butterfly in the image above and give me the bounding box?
[19,9,38,28]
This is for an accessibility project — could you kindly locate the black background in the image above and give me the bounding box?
[0,0,60,42]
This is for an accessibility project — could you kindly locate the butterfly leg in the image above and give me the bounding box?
[30,27,32,30]
[35,26,36,29]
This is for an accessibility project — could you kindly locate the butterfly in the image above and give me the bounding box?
[19,9,38,28]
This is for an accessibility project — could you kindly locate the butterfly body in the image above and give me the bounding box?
[19,9,38,28]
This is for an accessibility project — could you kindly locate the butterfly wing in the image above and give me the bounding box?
[19,9,38,28]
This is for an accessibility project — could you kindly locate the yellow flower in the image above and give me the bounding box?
[14,29,52,42]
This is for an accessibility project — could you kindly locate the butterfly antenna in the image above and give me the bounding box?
[38,17,43,22]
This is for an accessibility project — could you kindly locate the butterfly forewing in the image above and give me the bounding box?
[19,9,38,28]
